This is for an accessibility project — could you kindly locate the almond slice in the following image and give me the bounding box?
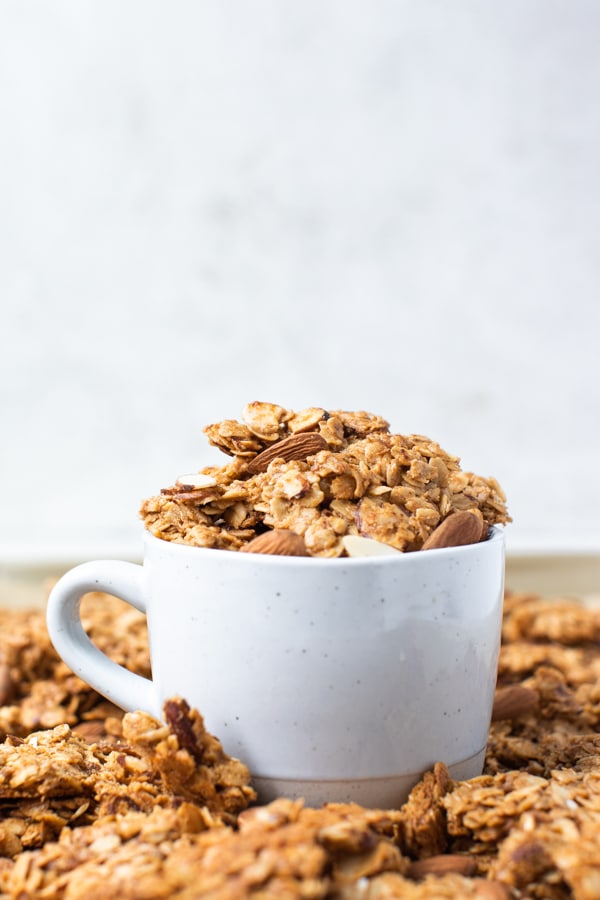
[342,535,402,558]
[240,530,308,556]
[491,685,539,721]
[176,473,218,489]
[421,511,484,551]
[406,854,477,879]
[247,433,328,475]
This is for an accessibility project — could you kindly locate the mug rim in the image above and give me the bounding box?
[143,524,505,566]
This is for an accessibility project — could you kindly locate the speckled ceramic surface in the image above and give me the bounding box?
[47,527,505,806]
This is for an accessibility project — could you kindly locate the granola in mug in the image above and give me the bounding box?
[140,401,510,557]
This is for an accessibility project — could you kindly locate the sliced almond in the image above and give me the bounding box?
[240,530,308,557]
[176,473,218,489]
[407,854,477,880]
[342,535,402,558]
[491,685,539,722]
[421,511,484,551]
[247,433,328,475]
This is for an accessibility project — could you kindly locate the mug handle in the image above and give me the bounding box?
[46,560,158,716]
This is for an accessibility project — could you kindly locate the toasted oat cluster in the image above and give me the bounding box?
[139,401,510,556]
[0,587,598,897]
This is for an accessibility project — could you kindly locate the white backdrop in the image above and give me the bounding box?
[1,1,599,559]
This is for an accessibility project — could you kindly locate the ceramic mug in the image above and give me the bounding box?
[46,527,505,808]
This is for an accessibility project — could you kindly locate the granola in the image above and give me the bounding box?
[140,401,510,556]
[0,588,598,897]
[0,697,253,861]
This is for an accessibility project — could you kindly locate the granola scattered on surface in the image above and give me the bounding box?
[0,586,598,896]
[139,401,510,556]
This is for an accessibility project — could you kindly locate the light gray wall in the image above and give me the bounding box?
[2,1,599,558]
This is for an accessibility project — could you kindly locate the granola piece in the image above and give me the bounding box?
[121,698,255,819]
[265,462,325,506]
[448,472,508,524]
[531,666,584,722]
[235,798,408,892]
[0,698,253,859]
[319,413,347,449]
[221,500,253,529]
[311,450,369,502]
[204,419,264,456]
[398,763,453,859]
[0,725,100,799]
[159,482,223,504]
[258,461,326,538]
[183,524,256,550]
[444,761,600,881]
[330,409,390,439]
[443,771,550,847]
[242,401,292,441]
[93,698,255,823]
[357,496,418,551]
[0,804,217,900]
[340,872,505,898]
[0,595,148,743]
[502,594,600,646]
[288,406,328,433]
[139,495,214,542]
[0,796,90,858]
[490,816,600,900]
[497,640,600,687]
[304,512,350,557]
[4,797,409,899]
[141,492,256,549]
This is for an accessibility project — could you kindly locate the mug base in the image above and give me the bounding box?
[251,747,486,809]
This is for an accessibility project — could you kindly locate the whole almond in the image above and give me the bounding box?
[492,685,539,722]
[473,880,512,900]
[247,433,328,474]
[407,854,477,880]
[240,530,308,556]
[421,511,484,551]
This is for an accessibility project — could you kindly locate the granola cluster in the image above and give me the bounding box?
[140,401,510,556]
[0,587,597,897]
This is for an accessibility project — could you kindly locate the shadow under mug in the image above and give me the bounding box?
[46,527,505,808]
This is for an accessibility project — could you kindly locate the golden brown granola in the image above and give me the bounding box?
[0,697,253,861]
[140,401,510,556]
[0,594,148,741]
[0,588,599,898]
[1,797,409,899]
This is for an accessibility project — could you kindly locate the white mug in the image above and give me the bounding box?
[46,527,505,808]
